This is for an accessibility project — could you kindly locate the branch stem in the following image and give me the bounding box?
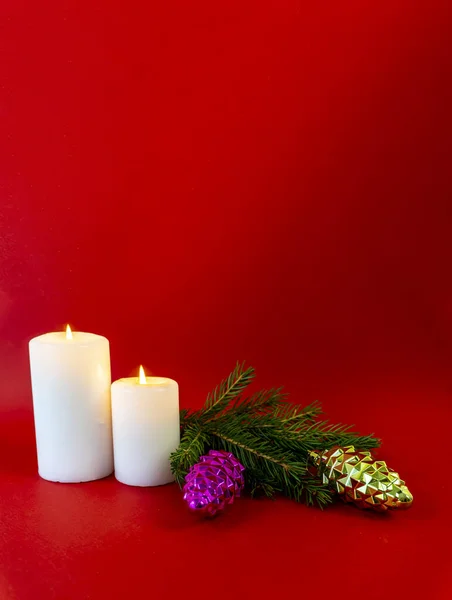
[211,431,290,472]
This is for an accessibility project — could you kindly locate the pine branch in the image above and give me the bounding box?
[227,389,285,422]
[267,419,380,454]
[170,363,381,508]
[179,408,190,429]
[196,362,255,421]
[209,426,334,507]
[170,424,210,486]
[214,400,379,453]
[247,469,278,499]
[273,400,322,423]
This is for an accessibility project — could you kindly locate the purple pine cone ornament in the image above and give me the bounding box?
[183,450,245,516]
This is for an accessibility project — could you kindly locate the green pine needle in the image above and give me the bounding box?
[198,362,255,421]
[170,424,210,486]
[170,364,381,507]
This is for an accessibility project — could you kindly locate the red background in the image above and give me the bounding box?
[1,1,451,598]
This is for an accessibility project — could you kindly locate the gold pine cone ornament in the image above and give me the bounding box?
[310,446,413,511]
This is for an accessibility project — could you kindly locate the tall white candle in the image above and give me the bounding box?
[29,326,114,483]
[111,366,180,487]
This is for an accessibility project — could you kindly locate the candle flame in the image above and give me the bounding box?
[139,365,146,385]
[66,324,73,340]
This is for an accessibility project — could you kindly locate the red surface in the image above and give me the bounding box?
[1,1,452,598]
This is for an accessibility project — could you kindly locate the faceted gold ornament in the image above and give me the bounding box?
[310,446,413,511]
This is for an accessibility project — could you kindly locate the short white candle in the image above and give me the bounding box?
[29,326,114,483]
[111,366,180,487]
